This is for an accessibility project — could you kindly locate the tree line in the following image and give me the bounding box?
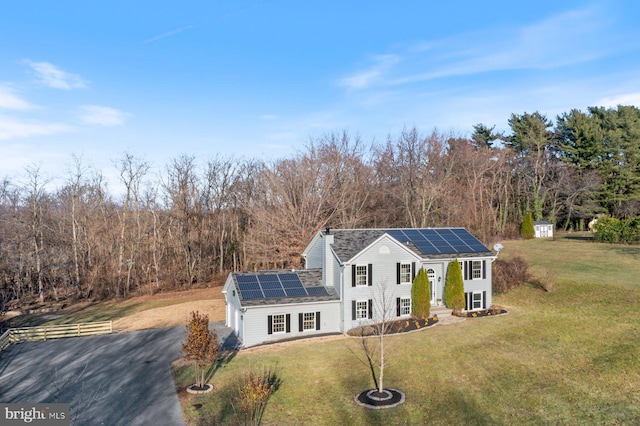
[1,104,639,308]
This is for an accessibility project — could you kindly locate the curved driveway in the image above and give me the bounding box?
[0,323,234,425]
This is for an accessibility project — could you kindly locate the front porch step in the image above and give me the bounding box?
[430,305,452,316]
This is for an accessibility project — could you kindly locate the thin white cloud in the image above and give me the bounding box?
[143,25,195,44]
[0,86,35,110]
[0,114,73,140]
[79,105,128,126]
[597,92,640,108]
[25,60,87,90]
[260,114,278,121]
[340,55,401,90]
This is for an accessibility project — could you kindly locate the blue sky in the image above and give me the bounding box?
[1,0,639,189]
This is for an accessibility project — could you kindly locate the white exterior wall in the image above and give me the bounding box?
[342,236,421,332]
[304,233,323,268]
[534,224,553,238]
[456,257,493,309]
[241,301,341,347]
[223,277,244,343]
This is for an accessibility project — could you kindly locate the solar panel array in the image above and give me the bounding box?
[385,228,489,255]
[235,273,329,300]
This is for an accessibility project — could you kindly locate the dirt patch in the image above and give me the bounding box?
[113,290,226,332]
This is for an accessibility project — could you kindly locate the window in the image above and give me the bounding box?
[400,297,411,316]
[472,261,482,279]
[355,265,368,286]
[400,263,412,284]
[356,300,368,319]
[303,312,315,331]
[472,292,483,310]
[272,314,285,333]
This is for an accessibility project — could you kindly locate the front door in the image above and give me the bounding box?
[427,269,436,305]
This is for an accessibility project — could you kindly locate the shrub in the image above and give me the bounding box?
[520,212,535,239]
[411,267,430,319]
[232,367,280,426]
[182,311,219,388]
[493,256,531,293]
[444,260,464,311]
[593,216,622,243]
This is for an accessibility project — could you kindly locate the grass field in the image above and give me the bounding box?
[174,233,640,425]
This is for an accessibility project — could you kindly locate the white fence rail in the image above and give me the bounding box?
[0,329,10,351]
[0,321,112,350]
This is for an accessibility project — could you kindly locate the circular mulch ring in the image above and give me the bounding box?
[186,384,214,394]
[355,388,405,409]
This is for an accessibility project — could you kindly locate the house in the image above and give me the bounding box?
[534,221,554,238]
[222,228,496,347]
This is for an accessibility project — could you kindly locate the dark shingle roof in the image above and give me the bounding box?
[328,228,493,263]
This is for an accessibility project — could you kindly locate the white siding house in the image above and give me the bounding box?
[534,221,554,238]
[223,227,496,348]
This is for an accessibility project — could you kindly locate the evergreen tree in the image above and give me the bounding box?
[444,260,465,311]
[411,267,430,318]
[521,212,535,239]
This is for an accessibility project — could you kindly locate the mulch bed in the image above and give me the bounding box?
[355,388,405,409]
[452,308,508,318]
[347,316,439,337]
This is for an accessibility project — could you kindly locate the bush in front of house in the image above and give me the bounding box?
[444,259,465,311]
[411,267,430,319]
[492,256,531,293]
[520,212,535,240]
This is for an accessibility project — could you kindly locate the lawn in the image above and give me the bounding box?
[174,233,640,425]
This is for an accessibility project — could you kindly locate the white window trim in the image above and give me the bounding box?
[400,297,411,316]
[356,300,368,319]
[472,292,483,310]
[302,312,315,331]
[272,314,286,334]
[355,265,368,286]
[400,262,412,284]
[472,260,483,280]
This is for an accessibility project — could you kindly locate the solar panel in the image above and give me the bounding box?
[284,287,308,297]
[281,280,303,288]
[258,274,279,283]
[278,273,299,281]
[236,275,258,284]
[306,287,328,296]
[259,280,283,290]
[262,288,286,298]
[240,290,263,299]
[404,229,423,239]
[415,241,440,254]
[386,229,410,242]
[237,281,260,292]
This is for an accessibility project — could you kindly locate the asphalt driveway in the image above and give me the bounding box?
[0,323,235,425]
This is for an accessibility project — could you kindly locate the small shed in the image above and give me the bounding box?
[534,220,553,238]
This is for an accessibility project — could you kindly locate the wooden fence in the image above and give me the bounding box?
[0,321,112,351]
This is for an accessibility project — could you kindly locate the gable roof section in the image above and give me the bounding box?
[233,269,339,307]
[329,228,493,263]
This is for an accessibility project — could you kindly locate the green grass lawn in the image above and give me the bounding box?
[176,234,640,425]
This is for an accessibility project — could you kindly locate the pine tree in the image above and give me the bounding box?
[411,267,430,319]
[444,260,465,311]
[520,212,535,239]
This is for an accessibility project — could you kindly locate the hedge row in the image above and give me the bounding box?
[594,216,640,244]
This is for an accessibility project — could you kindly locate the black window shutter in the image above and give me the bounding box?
[368,264,373,286]
[396,297,401,317]
[482,291,487,309]
[267,315,273,335]
[352,300,356,320]
[396,263,401,285]
[316,312,321,330]
[285,314,291,333]
[368,299,373,319]
[411,262,416,281]
[351,265,356,287]
[464,293,469,311]
[482,260,486,279]
[298,313,303,332]
[465,261,469,280]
